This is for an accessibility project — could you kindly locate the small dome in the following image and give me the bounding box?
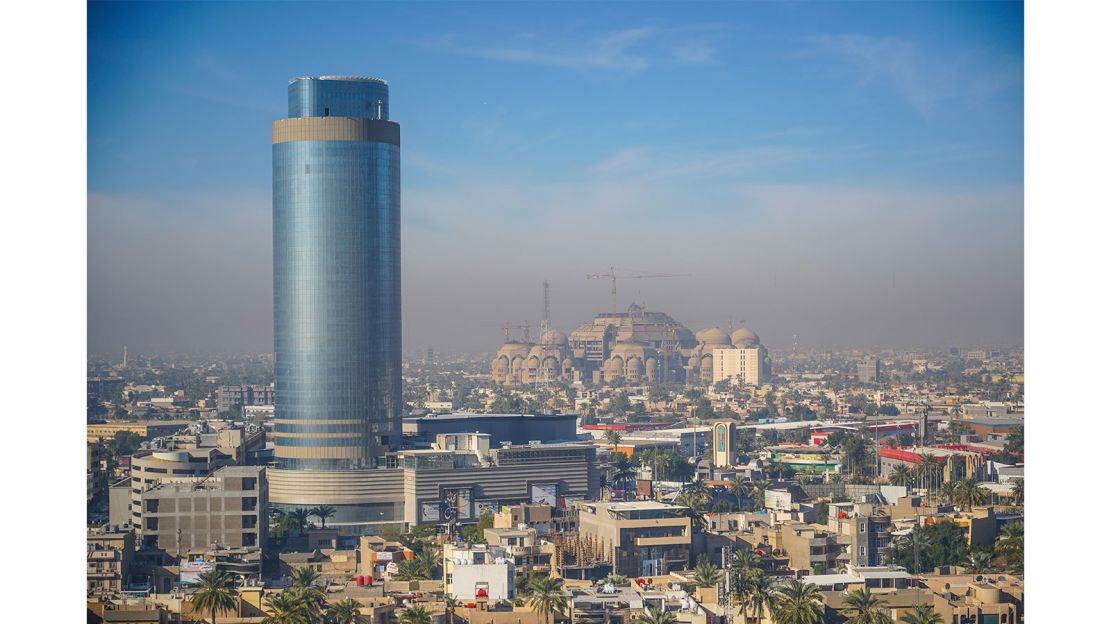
[496,342,531,358]
[696,327,731,345]
[541,329,568,346]
[731,328,760,347]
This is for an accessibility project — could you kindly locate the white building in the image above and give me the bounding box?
[443,543,516,601]
[712,346,769,386]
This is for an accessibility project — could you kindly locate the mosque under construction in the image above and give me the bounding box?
[491,304,771,386]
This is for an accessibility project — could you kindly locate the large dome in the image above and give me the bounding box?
[540,329,568,346]
[696,327,731,346]
[730,328,760,347]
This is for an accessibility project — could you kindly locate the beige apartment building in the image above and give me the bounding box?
[87,527,135,596]
[712,346,770,386]
[828,502,893,566]
[137,466,266,552]
[577,501,692,577]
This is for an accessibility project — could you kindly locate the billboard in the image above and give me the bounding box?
[530,483,558,506]
[179,559,214,585]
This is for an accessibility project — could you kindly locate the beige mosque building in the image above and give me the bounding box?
[491,304,771,387]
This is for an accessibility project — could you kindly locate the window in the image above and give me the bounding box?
[244,533,256,547]
[324,107,330,116]
[242,477,257,491]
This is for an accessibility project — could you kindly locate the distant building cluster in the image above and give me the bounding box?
[491,304,770,386]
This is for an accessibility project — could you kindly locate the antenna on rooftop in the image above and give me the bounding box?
[541,280,550,336]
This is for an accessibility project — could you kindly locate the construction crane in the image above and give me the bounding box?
[497,321,531,343]
[586,267,688,313]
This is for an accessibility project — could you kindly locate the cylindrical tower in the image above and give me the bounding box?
[272,76,401,479]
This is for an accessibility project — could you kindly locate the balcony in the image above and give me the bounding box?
[634,535,688,547]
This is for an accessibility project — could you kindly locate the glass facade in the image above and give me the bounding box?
[273,77,401,473]
[288,76,390,119]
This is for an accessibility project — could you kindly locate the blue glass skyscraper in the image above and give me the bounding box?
[272,76,401,483]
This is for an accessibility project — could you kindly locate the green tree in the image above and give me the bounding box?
[843,587,891,624]
[604,430,623,447]
[728,476,752,509]
[106,430,143,458]
[289,508,311,535]
[310,505,336,529]
[289,567,326,615]
[1010,478,1024,507]
[898,604,942,624]
[444,595,462,624]
[953,479,989,509]
[770,579,824,624]
[888,465,913,487]
[393,559,431,581]
[190,570,237,624]
[693,555,722,588]
[461,514,495,544]
[638,606,677,624]
[738,571,775,623]
[963,548,994,574]
[995,522,1023,574]
[673,491,708,531]
[526,576,568,624]
[262,592,309,624]
[399,605,433,624]
[327,598,365,624]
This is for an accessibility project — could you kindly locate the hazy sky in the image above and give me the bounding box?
[88,1,1023,357]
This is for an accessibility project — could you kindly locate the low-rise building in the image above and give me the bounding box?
[137,466,267,554]
[443,543,515,601]
[576,501,692,577]
[828,502,893,566]
[88,527,136,596]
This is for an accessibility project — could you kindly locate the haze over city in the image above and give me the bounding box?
[88,1,1023,356]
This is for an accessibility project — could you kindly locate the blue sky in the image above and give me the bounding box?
[88,1,1024,356]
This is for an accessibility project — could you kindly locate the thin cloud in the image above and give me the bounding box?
[805,34,1022,118]
[592,145,817,181]
[435,25,726,72]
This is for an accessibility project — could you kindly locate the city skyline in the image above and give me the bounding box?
[88,1,1023,356]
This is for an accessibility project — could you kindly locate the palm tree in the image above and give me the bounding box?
[728,476,752,508]
[310,505,336,529]
[954,479,989,509]
[289,508,311,534]
[611,455,637,492]
[938,481,959,506]
[527,575,568,624]
[414,543,442,579]
[888,465,913,487]
[444,594,462,624]
[190,570,237,624]
[770,579,824,624]
[327,598,365,624]
[693,555,722,588]
[963,548,994,573]
[289,567,326,615]
[1010,478,1024,507]
[399,605,433,624]
[605,429,623,447]
[898,604,942,624]
[262,592,309,624]
[638,606,677,624]
[739,571,775,624]
[685,478,710,501]
[843,587,891,624]
[393,559,431,581]
[750,481,771,509]
[996,522,1023,573]
[673,491,708,531]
